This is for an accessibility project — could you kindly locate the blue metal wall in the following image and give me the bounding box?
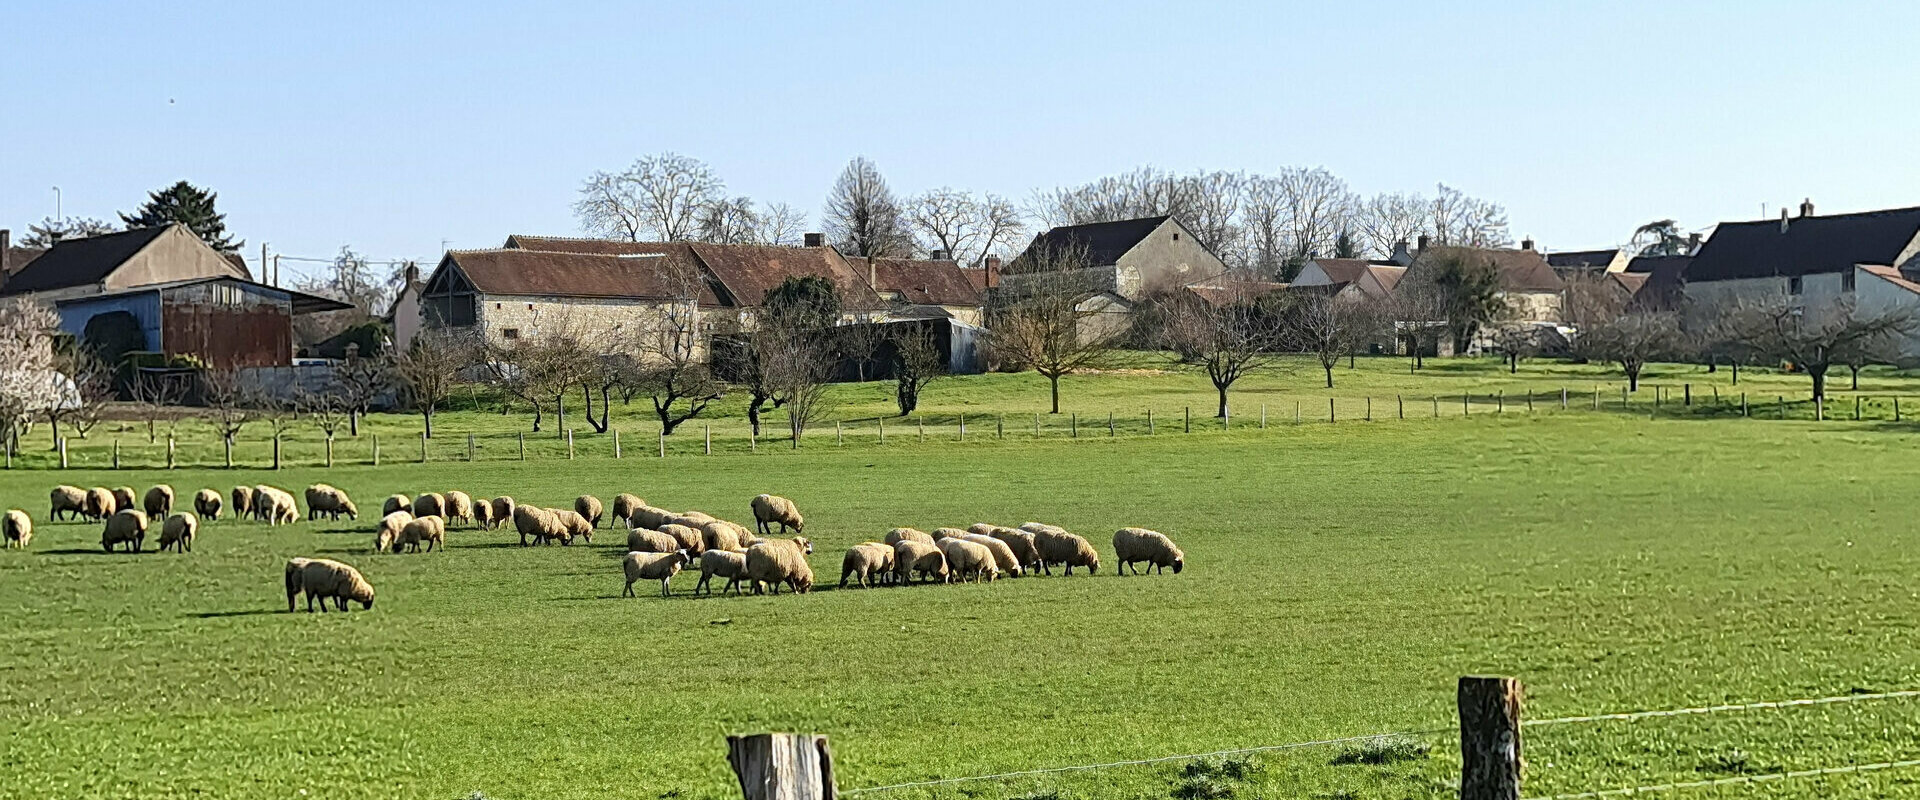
[57,292,162,350]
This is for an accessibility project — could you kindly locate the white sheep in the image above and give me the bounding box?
[885,527,934,546]
[158,512,198,553]
[893,539,948,585]
[375,510,414,553]
[939,537,999,583]
[193,489,223,520]
[231,486,255,520]
[513,505,569,546]
[255,486,298,526]
[411,492,446,520]
[623,550,691,598]
[444,491,476,526]
[49,485,86,521]
[304,484,358,521]
[1113,528,1184,575]
[85,487,118,521]
[397,515,446,553]
[611,493,646,522]
[978,525,1042,572]
[657,523,705,555]
[750,494,804,535]
[574,495,605,528]
[626,527,679,553]
[284,557,375,612]
[4,509,31,549]
[111,487,137,516]
[383,494,411,517]
[553,509,594,544]
[472,498,495,529]
[628,505,675,531]
[491,496,516,527]
[101,509,148,552]
[958,533,1023,578]
[744,538,815,595]
[695,549,749,596]
[1031,526,1100,576]
[840,542,894,588]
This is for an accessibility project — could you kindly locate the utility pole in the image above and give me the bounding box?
[51,186,61,220]
[260,242,269,284]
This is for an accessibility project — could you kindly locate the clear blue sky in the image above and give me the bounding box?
[6,1,1917,280]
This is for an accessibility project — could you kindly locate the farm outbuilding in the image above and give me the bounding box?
[53,277,351,368]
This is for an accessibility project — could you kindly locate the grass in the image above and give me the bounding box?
[5,389,1920,797]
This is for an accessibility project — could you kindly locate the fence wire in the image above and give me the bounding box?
[1525,688,1920,728]
[1523,758,1920,799]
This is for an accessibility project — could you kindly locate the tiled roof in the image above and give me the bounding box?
[1546,249,1620,270]
[1013,216,1170,269]
[850,256,981,307]
[446,246,722,305]
[1414,246,1564,293]
[496,235,883,308]
[0,226,171,295]
[1688,206,1920,281]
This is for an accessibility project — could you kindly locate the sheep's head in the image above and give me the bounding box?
[1172,557,1184,574]
[342,501,358,519]
[793,537,812,554]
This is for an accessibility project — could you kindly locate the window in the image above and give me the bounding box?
[495,302,502,309]
[1172,232,1180,242]
[1789,276,1804,295]
[502,328,521,340]
[1843,270,1856,293]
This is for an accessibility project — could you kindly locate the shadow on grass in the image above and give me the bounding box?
[190,609,282,619]
[36,548,120,556]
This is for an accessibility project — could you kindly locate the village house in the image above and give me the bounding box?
[1385,236,1567,354]
[1544,248,1627,278]
[844,251,985,325]
[1288,256,1405,302]
[998,216,1230,341]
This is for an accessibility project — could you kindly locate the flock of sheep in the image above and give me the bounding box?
[6,483,1188,612]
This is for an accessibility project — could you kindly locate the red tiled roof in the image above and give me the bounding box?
[445,246,722,305]
[1415,246,1564,293]
[850,257,981,307]
[502,235,883,309]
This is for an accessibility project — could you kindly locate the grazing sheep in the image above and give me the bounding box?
[255,486,299,526]
[885,527,935,546]
[959,533,1023,578]
[491,496,515,526]
[513,505,570,546]
[622,550,691,598]
[695,519,754,552]
[628,505,675,531]
[931,527,969,541]
[574,495,605,528]
[111,487,137,516]
[1033,528,1100,576]
[101,509,148,552]
[4,510,31,549]
[939,537,999,583]
[893,539,949,585]
[675,510,717,526]
[382,494,411,517]
[193,489,223,520]
[84,487,117,522]
[443,491,475,526]
[304,485,359,521]
[979,526,1042,572]
[840,542,895,588]
[284,557,375,612]
[49,485,86,521]
[626,527,680,553]
[375,511,414,553]
[143,485,175,519]
[695,549,749,596]
[657,523,705,555]
[471,498,495,529]
[397,515,447,553]
[1113,528,1184,575]
[553,509,594,543]
[231,486,255,520]
[411,492,446,520]
[611,493,645,522]
[750,494,805,535]
[744,538,815,595]
[158,512,198,553]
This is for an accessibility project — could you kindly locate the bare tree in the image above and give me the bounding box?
[21,216,117,247]
[1240,175,1289,277]
[1388,278,1449,371]
[573,153,722,242]
[1575,310,1684,391]
[0,298,62,455]
[1159,288,1287,415]
[1489,325,1550,374]
[696,196,761,244]
[331,347,389,436]
[986,244,1120,413]
[1357,192,1431,258]
[393,329,471,438]
[1275,166,1356,272]
[755,202,808,246]
[130,370,189,443]
[824,157,912,257]
[1631,219,1691,257]
[1287,293,1381,389]
[838,322,889,383]
[297,386,349,443]
[907,189,1028,266]
[891,326,947,416]
[58,350,112,441]
[1429,184,1511,248]
[200,368,257,463]
[1720,297,1916,401]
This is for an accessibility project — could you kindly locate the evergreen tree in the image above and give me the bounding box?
[1334,229,1360,259]
[120,181,242,252]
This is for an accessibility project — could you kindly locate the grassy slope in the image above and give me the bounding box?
[4,414,1920,799]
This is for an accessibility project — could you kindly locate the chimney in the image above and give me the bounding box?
[404,261,420,286]
[1520,237,1534,251]
[930,249,949,261]
[1416,234,1429,251]
[1780,208,1790,233]
[1687,232,1702,253]
[803,232,824,248]
[1799,197,1815,218]
[868,260,877,289]
[0,229,10,279]
[983,255,1002,288]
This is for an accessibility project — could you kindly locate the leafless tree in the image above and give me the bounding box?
[130,370,188,443]
[824,156,912,257]
[21,216,117,247]
[1275,166,1356,270]
[1158,287,1288,415]
[331,347,389,436]
[986,244,1120,413]
[634,316,725,436]
[758,323,833,439]
[297,385,349,443]
[0,298,62,455]
[1287,292,1383,389]
[573,152,722,242]
[1575,310,1684,391]
[393,328,472,438]
[1388,278,1449,371]
[755,202,808,246]
[696,196,761,244]
[1357,192,1431,258]
[891,326,947,415]
[1489,325,1550,374]
[1429,184,1511,248]
[1719,297,1916,401]
[56,349,112,441]
[200,368,257,459]
[838,322,889,383]
[907,189,1028,266]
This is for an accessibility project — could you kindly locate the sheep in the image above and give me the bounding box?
[193,489,223,520]
[959,533,1023,578]
[893,540,948,585]
[231,486,255,521]
[694,518,755,552]
[411,492,446,520]
[84,487,117,521]
[623,550,691,598]
[751,494,805,535]
[255,486,299,526]
[382,494,411,517]
[657,523,705,555]
[111,487,137,516]
[626,527,680,553]
[695,549,749,596]
[143,485,175,519]
[444,491,476,526]
[4,510,31,549]
[939,537,999,583]
[375,510,413,553]
[611,493,645,522]
[1113,528,1184,575]
[931,527,969,541]
[628,505,675,531]
[49,485,86,521]
[284,557,375,612]
[304,484,359,521]
[471,498,495,529]
[675,510,717,526]
[158,512,198,553]
[978,526,1042,572]
[397,515,446,553]
[574,495,605,528]
[1033,527,1100,576]
[885,527,934,546]
[553,509,594,543]
[840,542,895,588]
[513,505,569,546]
[744,538,815,595]
[101,509,148,552]
[491,496,515,527]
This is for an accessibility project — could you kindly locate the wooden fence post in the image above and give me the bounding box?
[1034,414,1040,438]
[1398,394,1404,419]
[1107,412,1114,436]
[1184,406,1191,433]
[997,414,1004,439]
[1685,383,1692,406]
[726,732,837,800]
[919,416,926,442]
[1329,397,1335,423]
[113,439,120,470]
[518,432,525,460]
[468,433,476,462]
[1525,392,1532,412]
[1741,393,1748,417]
[372,434,379,466]
[1497,391,1503,413]
[167,435,176,469]
[1463,393,1470,416]
[1223,406,1229,430]
[567,429,575,459]
[326,436,334,468]
[960,414,967,441]
[1432,395,1438,417]
[660,430,667,458]
[1593,387,1599,410]
[1147,409,1154,435]
[1070,412,1078,438]
[1458,676,1523,800]
[1261,404,1267,429]
[706,424,713,455]
[877,420,883,446]
[836,421,843,446]
[420,432,427,463]
[1855,396,1862,420]
[273,435,282,470]
[1778,395,1785,419]
[59,437,68,469]
[1366,397,1372,421]
[1561,388,1567,410]
[614,430,622,459]
[1296,401,1301,424]
[3,438,10,469]
[1897,397,1903,422]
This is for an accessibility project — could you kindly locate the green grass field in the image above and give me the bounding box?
[5,400,1920,799]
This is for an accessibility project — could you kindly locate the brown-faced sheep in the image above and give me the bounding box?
[611,493,645,522]
[695,549,749,596]
[85,487,117,522]
[444,491,475,526]
[231,486,255,521]
[101,509,148,552]
[193,489,223,520]
[158,512,197,553]
[111,487,137,516]
[1113,528,1184,575]
[977,526,1042,572]
[49,485,86,521]
[284,557,375,612]
[626,527,679,553]
[143,485,175,519]
[893,539,948,585]
[959,533,1022,578]
[397,515,446,553]
[304,485,359,521]
[840,542,894,588]
[382,494,411,517]
[750,494,804,535]
[375,511,413,553]
[4,510,31,549]
[574,495,605,528]
[744,538,815,595]
[491,496,515,526]
[939,537,998,583]
[513,505,569,546]
[553,509,594,543]
[1032,527,1100,576]
[657,523,704,555]
[885,527,935,546]
[411,492,446,520]
[622,550,691,598]
[931,527,969,541]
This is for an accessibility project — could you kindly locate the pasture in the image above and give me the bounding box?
[3,412,1920,799]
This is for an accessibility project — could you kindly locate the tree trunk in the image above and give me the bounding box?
[349,409,360,437]
[531,400,543,432]
[1216,385,1229,418]
[1324,365,1334,389]
[1348,352,1355,369]
[1627,367,1640,391]
[46,413,59,450]
[1049,374,1061,414]
[748,396,765,436]
[1851,364,1860,390]
[599,385,612,431]
[1509,354,1518,374]
[422,409,434,439]
[555,393,565,437]
[1810,366,1828,401]
[1732,361,1739,385]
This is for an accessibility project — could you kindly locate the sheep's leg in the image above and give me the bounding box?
[659,579,671,598]
[623,580,635,598]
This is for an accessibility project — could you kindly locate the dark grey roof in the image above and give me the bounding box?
[0,226,169,295]
[1546,249,1619,269]
[1013,216,1171,270]
[54,276,354,315]
[1624,255,1691,275]
[1623,256,1691,312]
[1687,207,1920,282]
